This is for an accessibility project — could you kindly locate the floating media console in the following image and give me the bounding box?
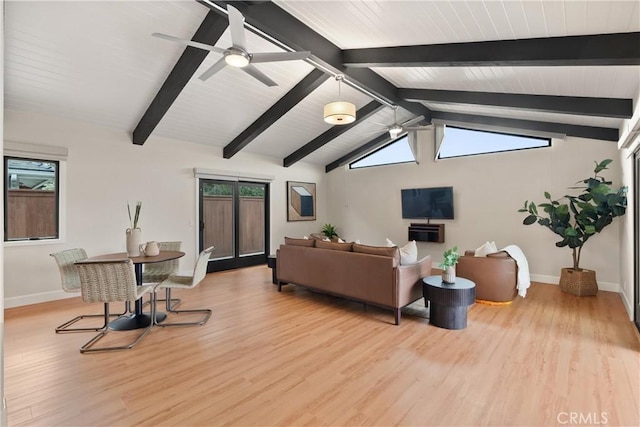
[408,223,445,243]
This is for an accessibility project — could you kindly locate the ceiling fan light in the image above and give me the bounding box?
[389,125,403,138]
[324,101,356,125]
[224,51,250,68]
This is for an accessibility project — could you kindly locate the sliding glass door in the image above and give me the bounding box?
[199,179,269,272]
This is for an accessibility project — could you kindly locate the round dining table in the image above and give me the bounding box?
[88,251,185,330]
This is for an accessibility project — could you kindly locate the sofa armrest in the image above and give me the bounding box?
[396,255,432,307]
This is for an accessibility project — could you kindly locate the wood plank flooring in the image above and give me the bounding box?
[4,265,640,426]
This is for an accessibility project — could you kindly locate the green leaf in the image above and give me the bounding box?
[523,215,537,225]
[544,191,551,200]
[594,159,612,173]
[584,225,596,234]
[565,227,578,237]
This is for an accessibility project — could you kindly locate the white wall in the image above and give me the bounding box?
[326,131,624,291]
[3,110,327,306]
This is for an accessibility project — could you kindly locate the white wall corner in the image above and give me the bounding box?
[618,288,635,321]
[530,274,620,294]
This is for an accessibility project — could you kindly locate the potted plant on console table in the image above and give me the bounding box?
[519,159,627,296]
[321,223,339,241]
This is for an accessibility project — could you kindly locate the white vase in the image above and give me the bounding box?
[126,228,142,257]
[442,266,456,284]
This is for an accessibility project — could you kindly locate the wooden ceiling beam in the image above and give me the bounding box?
[283,101,384,167]
[398,89,634,119]
[223,69,329,158]
[201,0,433,121]
[325,132,390,173]
[132,11,228,145]
[430,111,619,141]
[342,32,640,68]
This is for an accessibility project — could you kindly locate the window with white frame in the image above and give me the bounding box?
[3,142,67,243]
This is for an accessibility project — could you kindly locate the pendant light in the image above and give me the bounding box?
[324,75,356,125]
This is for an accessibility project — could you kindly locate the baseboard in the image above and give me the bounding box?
[1,396,7,427]
[618,290,635,321]
[4,290,78,309]
[432,263,620,294]
[530,274,620,293]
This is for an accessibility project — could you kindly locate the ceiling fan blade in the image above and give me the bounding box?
[243,64,277,87]
[227,5,248,50]
[369,121,389,127]
[198,57,227,81]
[250,51,311,63]
[152,33,226,54]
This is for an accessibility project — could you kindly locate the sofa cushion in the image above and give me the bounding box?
[316,240,352,251]
[353,243,400,260]
[284,237,315,247]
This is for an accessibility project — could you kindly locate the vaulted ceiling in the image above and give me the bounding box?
[4,1,640,173]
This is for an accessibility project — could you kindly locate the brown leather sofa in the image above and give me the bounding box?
[276,238,432,325]
[456,250,517,303]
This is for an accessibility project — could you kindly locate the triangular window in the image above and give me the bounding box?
[350,135,416,169]
[437,126,551,159]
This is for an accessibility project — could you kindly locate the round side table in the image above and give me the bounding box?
[422,276,476,330]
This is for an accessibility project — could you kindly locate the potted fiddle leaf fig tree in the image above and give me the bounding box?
[518,159,627,296]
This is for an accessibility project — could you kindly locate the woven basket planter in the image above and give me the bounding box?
[559,268,598,296]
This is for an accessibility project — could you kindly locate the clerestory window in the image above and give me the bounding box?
[350,134,416,169]
[437,125,551,159]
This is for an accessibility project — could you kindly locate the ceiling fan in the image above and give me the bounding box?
[372,106,433,139]
[152,5,311,87]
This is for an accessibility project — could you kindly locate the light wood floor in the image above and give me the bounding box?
[4,265,640,426]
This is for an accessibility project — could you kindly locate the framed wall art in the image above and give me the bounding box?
[287,181,316,221]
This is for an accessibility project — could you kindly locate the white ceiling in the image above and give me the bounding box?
[4,1,640,167]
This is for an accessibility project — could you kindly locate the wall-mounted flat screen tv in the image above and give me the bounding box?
[401,186,454,220]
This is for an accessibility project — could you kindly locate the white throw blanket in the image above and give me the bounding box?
[499,245,531,298]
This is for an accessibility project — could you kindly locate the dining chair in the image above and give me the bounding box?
[142,241,182,310]
[50,248,126,333]
[75,259,156,353]
[154,246,214,327]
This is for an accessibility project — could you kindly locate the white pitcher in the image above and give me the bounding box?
[140,241,160,257]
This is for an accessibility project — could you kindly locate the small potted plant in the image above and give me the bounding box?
[321,223,339,241]
[439,246,460,284]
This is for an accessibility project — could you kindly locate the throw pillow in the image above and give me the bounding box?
[474,241,498,257]
[316,240,352,251]
[284,237,315,247]
[386,238,418,265]
[400,240,418,265]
